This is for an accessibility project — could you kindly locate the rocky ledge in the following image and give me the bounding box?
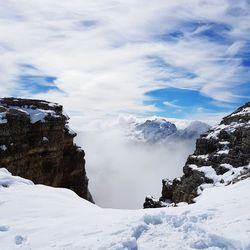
[144,102,250,208]
[0,97,93,202]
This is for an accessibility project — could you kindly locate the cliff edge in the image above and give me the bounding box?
[144,102,250,208]
[0,97,93,202]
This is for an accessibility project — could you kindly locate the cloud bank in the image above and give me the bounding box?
[0,0,249,127]
[75,127,195,209]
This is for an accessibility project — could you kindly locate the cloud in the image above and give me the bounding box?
[163,100,183,109]
[0,0,249,127]
[75,126,195,209]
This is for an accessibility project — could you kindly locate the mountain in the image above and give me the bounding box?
[144,102,250,208]
[133,118,177,143]
[127,118,210,144]
[0,97,93,202]
[171,121,211,140]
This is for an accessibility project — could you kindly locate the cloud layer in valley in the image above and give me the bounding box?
[75,126,196,209]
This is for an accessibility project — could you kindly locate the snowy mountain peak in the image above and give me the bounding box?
[129,118,210,144]
[134,119,177,143]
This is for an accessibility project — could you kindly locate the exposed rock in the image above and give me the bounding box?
[0,97,93,202]
[144,102,250,208]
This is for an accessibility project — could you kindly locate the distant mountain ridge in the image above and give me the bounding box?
[127,118,211,144]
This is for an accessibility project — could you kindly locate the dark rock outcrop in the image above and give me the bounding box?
[144,102,250,208]
[0,97,93,202]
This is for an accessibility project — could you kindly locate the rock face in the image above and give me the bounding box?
[144,102,250,208]
[0,98,93,202]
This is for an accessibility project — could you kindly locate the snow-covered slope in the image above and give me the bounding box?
[0,168,249,250]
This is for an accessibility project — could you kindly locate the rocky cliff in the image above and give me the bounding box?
[0,97,93,202]
[144,102,250,208]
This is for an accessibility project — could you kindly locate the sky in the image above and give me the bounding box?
[0,0,250,127]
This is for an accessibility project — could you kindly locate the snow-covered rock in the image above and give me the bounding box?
[144,102,250,207]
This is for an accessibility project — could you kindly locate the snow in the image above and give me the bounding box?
[0,145,7,151]
[127,118,210,144]
[0,168,250,250]
[206,124,228,139]
[206,122,246,139]
[0,168,33,187]
[0,105,61,124]
[14,106,61,123]
[65,124,77,136]
[191,154,209,160]
[42,137,49,142]
[0,112,7,124]
[218,141,230,145]
[190,163,250,191]
[231,107,250,117]
[216,149,229,154]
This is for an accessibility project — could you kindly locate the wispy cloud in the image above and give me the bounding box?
[0,0,249,126]
[163,100,183,109]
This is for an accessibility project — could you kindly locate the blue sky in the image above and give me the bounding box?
[0,0,249,125]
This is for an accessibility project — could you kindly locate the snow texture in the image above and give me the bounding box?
[231,107,250,117]
[0,145,7,151]
[13,106,61,123]
[0,168,249,250]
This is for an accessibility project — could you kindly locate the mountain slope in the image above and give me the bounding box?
[0,168,249,250]
[144,102,250,208]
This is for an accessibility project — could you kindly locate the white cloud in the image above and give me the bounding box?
[0,0,249,127]
[75,126,195,208]
[163,101,183,109]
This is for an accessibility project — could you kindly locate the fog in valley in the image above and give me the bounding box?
[76,127,196,209]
